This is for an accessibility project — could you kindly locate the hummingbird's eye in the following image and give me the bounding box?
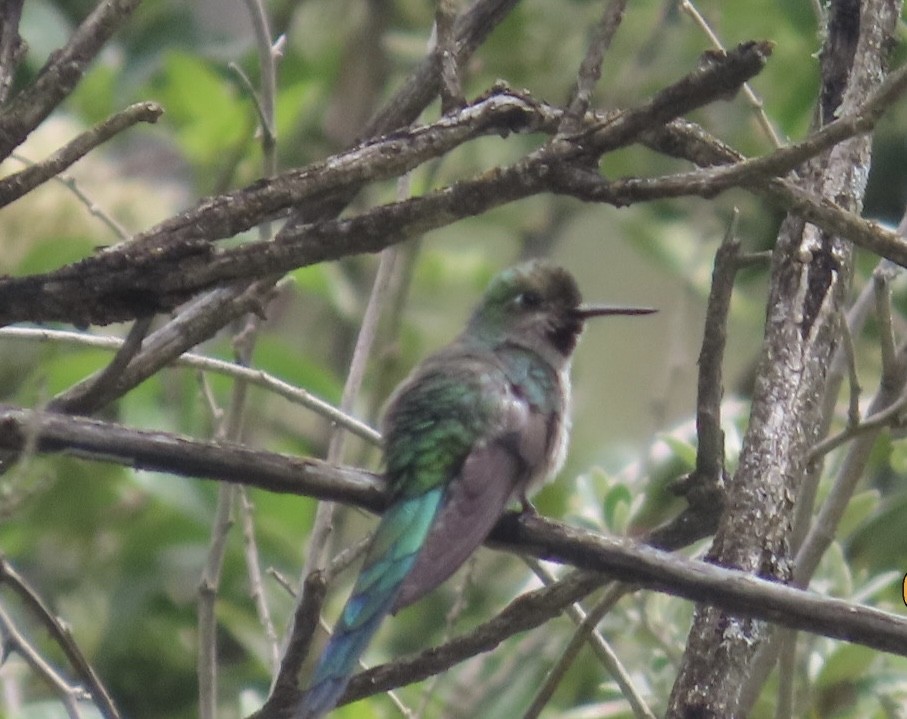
[515,290,543,309]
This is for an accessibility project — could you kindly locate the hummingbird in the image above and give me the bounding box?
[294,260,654,718]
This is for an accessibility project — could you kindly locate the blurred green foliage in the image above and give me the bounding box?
[1,1,907,718]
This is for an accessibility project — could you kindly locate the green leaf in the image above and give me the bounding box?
[658,433,697,469]
[815,643,877,689]
[152,51,248,169]
[603,482,632,532]
[254,335,343,404]
[69,64,118,124]
[838,489,880,538]
[16,236,96,275]
[890,440,907,475]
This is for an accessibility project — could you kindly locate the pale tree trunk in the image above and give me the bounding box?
[665,1,903,716]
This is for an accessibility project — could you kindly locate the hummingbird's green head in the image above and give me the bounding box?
[467,260,654,365]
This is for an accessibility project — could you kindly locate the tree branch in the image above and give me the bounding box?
[666,0,902,714]
[0,43,776,328]
[0,101,163,208]
[0,0,142,160]
[0,555,122,719]
[10,44,907,331]
[1,405,906,677]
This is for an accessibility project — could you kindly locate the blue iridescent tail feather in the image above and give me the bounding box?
[293,489,443,718]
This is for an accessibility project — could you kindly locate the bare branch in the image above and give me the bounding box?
[0,556,121,719]
[435,0,465,113]
[0,102,163,208]
[360,0,523,141]
[2,407,907,673]
[258,572,328,719]
[0,0,24,105]
[560,0,628,132]
[33,0,527,428]
[0,326,380,443]
[679,0,782,147]
[198,484,236,719]
[521,565,646,719]
[0,602,88,718]
[61,317,153,413]
[0,0,142,160]
[668,0,901,713]
[648,212,739,549]
[302,248,401,588]
[0,43,777,328]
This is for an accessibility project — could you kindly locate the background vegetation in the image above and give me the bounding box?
[1,1,907,718]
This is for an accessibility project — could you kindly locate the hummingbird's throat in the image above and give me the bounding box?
[547,316,584,356]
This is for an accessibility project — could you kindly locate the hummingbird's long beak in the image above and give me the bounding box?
[574,305,657,319]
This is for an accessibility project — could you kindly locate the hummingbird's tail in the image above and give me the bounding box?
[294,487,444,719]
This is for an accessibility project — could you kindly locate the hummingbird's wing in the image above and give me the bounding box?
[391,380,552,611]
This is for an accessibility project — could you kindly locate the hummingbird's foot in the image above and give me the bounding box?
[519,495,539,516]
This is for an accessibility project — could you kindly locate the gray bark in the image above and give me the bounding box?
[665,1,903,716]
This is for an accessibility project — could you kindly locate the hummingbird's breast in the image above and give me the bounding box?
[494,345,571,497]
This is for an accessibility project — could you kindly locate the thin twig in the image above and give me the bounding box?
[197,371,225,424]
[197,337,248,719]
[301,167,410,588]
[0,326,380,444]
[301,247,400,581]
[838,312,862,427]
[678,0,783,148]
[808,384,907,461]
[522,561,653,719]
[875,267,899,381]
[229,62,271,140]
[60,317,153,413]
[414,557,478,718]
[734,251,772,268]
[198,484,236,719]
[0,556,122,719]
[561,0,628,132]
[239,486,282,674]
[8,152,131,240]
[219,2,284,685]
[239,0,278,154]
[435,0,465,113]
[0,102,163,209]
[0,602,87,719]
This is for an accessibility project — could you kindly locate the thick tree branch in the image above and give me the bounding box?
[29,0,527,425]
[0,43,775,327]
[1,405,906,676]
[9,44,907,330]
[0,0,24,105]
